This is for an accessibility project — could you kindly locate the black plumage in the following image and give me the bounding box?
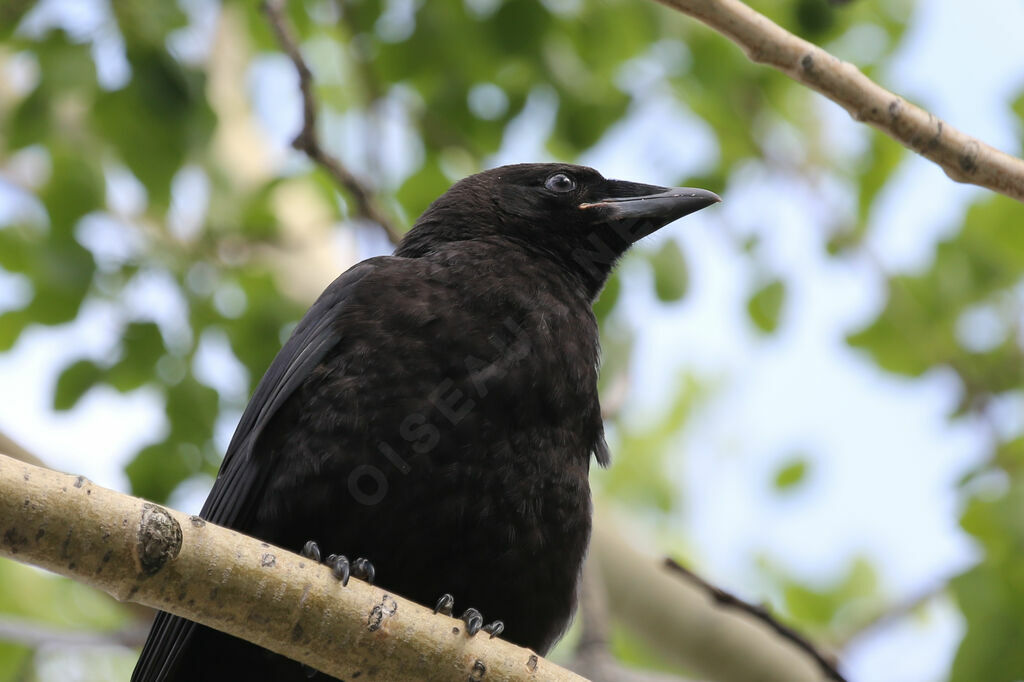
[132,163,719,681]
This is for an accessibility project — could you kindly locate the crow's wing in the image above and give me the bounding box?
[131,259,383,682]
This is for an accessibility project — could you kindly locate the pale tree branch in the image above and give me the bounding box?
[662,559,843,681]
[0,615,148,649]
[0,430,46,467]
[590,513,845,682]
[0,453,582,682]
[654,0,1024,202]
[570,558,700,682]
[261,0,404,245]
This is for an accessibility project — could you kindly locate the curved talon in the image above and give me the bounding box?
[434,593,454,616]
[352,557,375,584]
[461,608,483,636]
[483,620,504,639]
[301,540,321,563]
[327,554,351,586]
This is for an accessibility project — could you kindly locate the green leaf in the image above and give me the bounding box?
[53,359,103,411]
[33,30,98,91]
[125,441,194,503]
[593,270,621,322]
[856,131,905,226]
[793,0,837,39]
[773,456,810,493]
[91,49,215,207]
[238,183,281,241]
[0,309,31,351]
[778,557,880,629]
[166,377,219,446]
[40,150,104,235]
[8,85,52,150]
[952,480,1024,682]
[0,0,33,39]
[396,156,451,225]
[106,321,167,392]
[848,195,1024,376]
[649,239,689,302]
[747,278,786,334]
[111,0,187,49]
[597,375,704,513]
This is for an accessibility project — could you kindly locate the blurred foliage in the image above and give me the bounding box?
[846,193,1024,680]
[595,374,704,513]
[763,555,884,636]
[952,478,1024,682]
[747,277,787,334]
[0,0,1022,679]
[773,454,810,493]
[649,238,689,302]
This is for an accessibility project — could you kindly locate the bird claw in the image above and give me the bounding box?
[326,554,350,586]
[483,620,504,639]
[461,608,483,636]
[434,593,455,616]
[302,541,375,587]
[301,540,321,563]
[353,557,375,584]
[433,595,503,640]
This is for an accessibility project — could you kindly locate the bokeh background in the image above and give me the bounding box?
[2,0,1024,680]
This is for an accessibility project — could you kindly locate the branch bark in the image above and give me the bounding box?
[654,0,1024,202]
[261,0,404,245]
[0,452,582,682]
[590,514,844,682]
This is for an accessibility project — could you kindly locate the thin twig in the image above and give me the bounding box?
[834,578,950,648]
[654,0,1024,203]
[664,558,846,682]
[261,0,404,245]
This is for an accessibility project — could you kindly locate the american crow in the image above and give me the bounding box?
[132,163,719,681]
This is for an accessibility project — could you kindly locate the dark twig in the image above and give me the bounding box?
[261,0,403,245]
[664,558,846,682]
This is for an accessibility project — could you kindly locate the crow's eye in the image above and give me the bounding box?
[545,173,576,193]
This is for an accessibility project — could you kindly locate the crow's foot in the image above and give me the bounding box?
[301,540,375,587]
[433,594,504,639]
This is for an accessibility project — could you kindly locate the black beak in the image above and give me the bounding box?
[580,180,721,243]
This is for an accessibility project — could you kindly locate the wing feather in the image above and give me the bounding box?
[131,259,383,681]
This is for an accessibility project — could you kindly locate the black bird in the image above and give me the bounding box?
[132,163,719,681]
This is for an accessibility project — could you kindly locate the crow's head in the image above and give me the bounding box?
[397,163,720,299]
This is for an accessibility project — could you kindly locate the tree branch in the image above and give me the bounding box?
[261,0,404,245]
[663,559,843,681]
[0,453,582,682]
[0,614,148,649]
[570,558,698,682]
[0,430,46,467]
[591,515,845,682]
[834,578,950,649]
[654,0,1024,202]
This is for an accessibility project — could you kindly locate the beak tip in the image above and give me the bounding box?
[689,189,722,206]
